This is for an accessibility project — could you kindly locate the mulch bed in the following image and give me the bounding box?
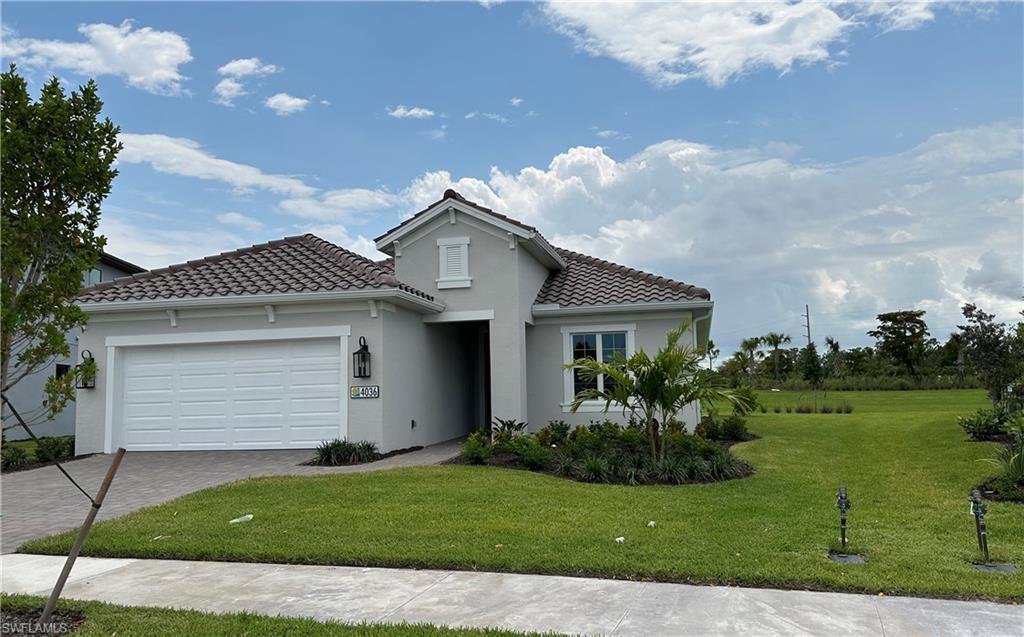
[301,445,423,467]
[976,477,1024,504]
[0,606,87,635]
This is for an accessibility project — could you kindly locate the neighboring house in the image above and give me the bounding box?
[5,252,146,440]
[72,191,713,454]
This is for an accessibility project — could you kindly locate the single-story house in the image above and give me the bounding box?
[73,190,713,454]
[5,252,146,440]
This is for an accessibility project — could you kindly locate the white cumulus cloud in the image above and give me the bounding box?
[264,92,309,116]
[387,105,435,119]
[212,78,246,106]
[392,121,1021,351]
[2,20,192,95]
[543,1,942,87]
[217,57,279,77]
[212,57,280,106]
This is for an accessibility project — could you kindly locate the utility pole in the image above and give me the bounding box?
[802,304,811,346]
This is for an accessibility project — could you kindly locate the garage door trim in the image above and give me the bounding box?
[103,326,351,453]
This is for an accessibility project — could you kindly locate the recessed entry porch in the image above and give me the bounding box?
[424,319,491,434]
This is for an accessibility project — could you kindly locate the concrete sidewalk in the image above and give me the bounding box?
[2,555,1020,636]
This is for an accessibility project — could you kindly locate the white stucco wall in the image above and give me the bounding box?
[390,210,549,423]
[74,301,385,455]
[379,307,476,450]
[525,311,700,431]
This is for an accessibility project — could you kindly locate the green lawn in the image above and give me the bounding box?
[21,390,1024,601]
[0,595,555,636]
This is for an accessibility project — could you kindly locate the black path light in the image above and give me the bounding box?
[836,485,852,549]
[353,337,371,378]
[970,489,990,563]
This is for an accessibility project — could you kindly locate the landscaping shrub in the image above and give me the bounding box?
[510,436,551,470]
[491,417,527,448]
[459,417,752,486]
[981,427,1024,501]
[958,405,1013,441]
[535,420,570,447]
[773,406,782,413]
[785,405,793,413]
[720,415,749,441]
[1,445,29,471]
[314,439,380,465]
[694,416,719,440]
[35,436,74,462]
[461,431,493,464]
[574,453,611,483]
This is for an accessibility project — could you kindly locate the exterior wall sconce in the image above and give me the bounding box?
[353,337,371,378]
[76,349,97,389]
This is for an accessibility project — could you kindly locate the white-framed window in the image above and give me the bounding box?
[561,323,636,412]
[436,237,471,289]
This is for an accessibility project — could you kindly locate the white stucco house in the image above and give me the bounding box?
[5,252,145,440]
[73,191,713,454]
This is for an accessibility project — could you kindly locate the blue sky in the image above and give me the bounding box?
[3,1,1021,355]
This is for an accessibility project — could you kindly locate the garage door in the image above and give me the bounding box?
[117,338,343,450]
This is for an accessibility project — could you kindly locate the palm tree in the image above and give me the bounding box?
[739,337,764,377]
[567,323,747,460]
[705,339,720,371]
[762,332,792,380]
[825,336,843,378]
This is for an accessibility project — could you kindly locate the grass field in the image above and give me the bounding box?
[21,390,1024,601]
[0,595,554,636]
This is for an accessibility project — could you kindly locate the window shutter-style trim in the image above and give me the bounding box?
[437,237,471,288]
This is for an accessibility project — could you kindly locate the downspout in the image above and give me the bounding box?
[691,309,713,427]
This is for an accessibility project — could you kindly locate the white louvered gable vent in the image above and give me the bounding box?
[436,237,471,289]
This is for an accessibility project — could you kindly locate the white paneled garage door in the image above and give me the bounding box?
[117,338,343,450]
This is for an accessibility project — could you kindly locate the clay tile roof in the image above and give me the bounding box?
[535,247,710,307]
[78,234,434,303]
[374,188,539,242]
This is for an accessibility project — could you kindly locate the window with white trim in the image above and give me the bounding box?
[436,237,470,289]
[561,324,635,411]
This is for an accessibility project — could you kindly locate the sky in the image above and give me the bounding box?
[2,1,1021,356]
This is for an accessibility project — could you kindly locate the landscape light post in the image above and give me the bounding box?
[970,489,989,563]
[835,485,851,549]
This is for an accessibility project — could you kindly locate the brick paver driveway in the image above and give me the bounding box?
[0,440,461,553]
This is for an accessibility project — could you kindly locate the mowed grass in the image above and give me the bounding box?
[0,595,557,637]
[22,390,1024,601]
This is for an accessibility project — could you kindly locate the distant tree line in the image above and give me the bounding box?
[715,306,1024,394]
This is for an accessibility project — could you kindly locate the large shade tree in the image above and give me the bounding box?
[1,67,120,426]
[868,310,930,379]
[567,323,747,461]
[958,304,1020,404]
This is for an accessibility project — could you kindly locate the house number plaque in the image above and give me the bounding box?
[350,385,380,399]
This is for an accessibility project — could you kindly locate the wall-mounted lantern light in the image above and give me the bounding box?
[76,349,97,389]
[353,337,371,378]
